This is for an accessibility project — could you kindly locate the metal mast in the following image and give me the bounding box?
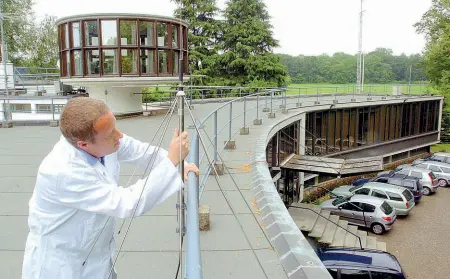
[0,0,9,123]
[356,0,364,94]
[176,3,186,278]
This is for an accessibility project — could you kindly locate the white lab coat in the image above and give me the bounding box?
[21,134,183,279]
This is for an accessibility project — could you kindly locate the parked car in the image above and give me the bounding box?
[352,173,424,201]
[413,152,450,165]
[321,194,397,235]
[331,182,415,216]
[411,161,450,187]
[393,165,439,195]
[317,247,408,279]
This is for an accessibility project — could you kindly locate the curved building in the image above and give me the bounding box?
[56,13,189,114]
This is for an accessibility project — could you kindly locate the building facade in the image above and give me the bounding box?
[55,13,189,115]
[266,96,444,204]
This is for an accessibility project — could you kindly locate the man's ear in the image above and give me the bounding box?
[76,140,89,151]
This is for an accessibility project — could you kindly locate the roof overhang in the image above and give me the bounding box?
[280,154,383,176]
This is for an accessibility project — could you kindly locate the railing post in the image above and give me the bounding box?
[253,94,262,125]
[268,91,275,118]
[49,98,59,127]
[263,90,270,112]
[224,102,236,149]
[240,97,249,135]
[282,89,288,114]
[213,111,218,162]
[315,87,320,104]
[185,133,203,279]
[296,88,301,107]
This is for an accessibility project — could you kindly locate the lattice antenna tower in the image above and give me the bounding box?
[356,0,365,94]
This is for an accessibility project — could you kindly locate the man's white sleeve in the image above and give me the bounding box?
[55,157,182,218]
[117,133,171,168]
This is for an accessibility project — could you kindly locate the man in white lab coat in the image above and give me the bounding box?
[21,97,198,278]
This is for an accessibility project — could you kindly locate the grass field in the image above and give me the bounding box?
[286,83,437,95]
[431,144,450,153]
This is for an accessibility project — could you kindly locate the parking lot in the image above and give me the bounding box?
[372,187,450,279]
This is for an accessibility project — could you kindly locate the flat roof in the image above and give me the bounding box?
[280,154,384,175]
[56,13,189,26]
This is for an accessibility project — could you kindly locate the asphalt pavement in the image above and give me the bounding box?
[373,187,450,279]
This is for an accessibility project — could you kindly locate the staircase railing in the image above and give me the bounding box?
[288,204,364,250]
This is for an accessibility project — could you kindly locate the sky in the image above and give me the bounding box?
[33,0,432,56]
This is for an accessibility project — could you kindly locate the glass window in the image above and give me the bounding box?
[173,51,179,74]
[340,269,370,278]
[416,164,428,169]
[386,191,403,202]
[103,49,118,75]
[371,190,387,199]
[410,171,422,178]
[157,23,168,47]
[440,167,450,173]
[433,155,445,162]
[54,104,64,113]
[72,22,81,47]
[402,189,413,201]
[73,50,83,76]
[380,201,393,214]
[120,20,137,46]
[65,24,69,49]
[387,178,402,186]
[11,104,31,112]
[139,21,154,46]
[397,169,410,176]
[375,177,389,183]
[84,21,99,46]
[101,20,117,46]
[332,197,347,206]
[361,203,376,213]
[36,104,52,113]
[340,202,360,211]
[66,51,70,77]
[86,50,100,75]
[429,165,441,172]
[355,188,370,195]
[121,49,137,74]
[140,49,155,74]
[371,272,405,279]
[172,24,179,48]
[158,50,169,74]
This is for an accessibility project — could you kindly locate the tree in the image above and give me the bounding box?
[1,0,34,65]
[24,15,59,69]
[415,0,450,142]
[216,0,289,87]
[172,0,220,83]
[415,0,450,92]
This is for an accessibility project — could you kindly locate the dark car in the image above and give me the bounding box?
[317,247,407,279]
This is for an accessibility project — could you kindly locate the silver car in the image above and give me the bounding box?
[321,195,397,235]
[394,165,439,195]
[412,161,450,187]
[413,152,450,165]
[334,182,415,216]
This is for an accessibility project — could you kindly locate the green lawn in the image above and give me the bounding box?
[286,83,437,96]
[431,143,450,153]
